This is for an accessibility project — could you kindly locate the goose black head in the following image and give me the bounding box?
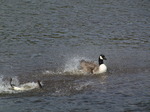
[99,54,107,65]
[99,54,107,60]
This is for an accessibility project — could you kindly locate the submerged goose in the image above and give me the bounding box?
[9,78,42,91]
[80,54,107,74]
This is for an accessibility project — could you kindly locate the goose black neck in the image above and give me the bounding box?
[99,58,103,65]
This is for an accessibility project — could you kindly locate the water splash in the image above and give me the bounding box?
[41,56,94,75]
[63,56,89,74]
[0,76,42,94]
[0,76,19,94]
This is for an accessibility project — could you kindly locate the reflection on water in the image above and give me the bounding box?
[0,0,150,111]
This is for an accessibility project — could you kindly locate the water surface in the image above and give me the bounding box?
[0,0,150,112]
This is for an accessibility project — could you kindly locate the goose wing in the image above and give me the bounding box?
[80,60,97,70]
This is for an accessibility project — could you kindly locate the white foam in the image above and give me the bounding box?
[42,70,55,75]
[0,76,41,94]
[42,70,63,75]
[13,82,41,91]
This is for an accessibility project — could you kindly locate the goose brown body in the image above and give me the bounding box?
[80,54,107,74]
[80,60,98,73]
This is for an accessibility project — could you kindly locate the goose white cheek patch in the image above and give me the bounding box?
[100,56,103,60]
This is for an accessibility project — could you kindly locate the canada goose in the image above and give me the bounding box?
[9,78,42,91]
[80,54,107,74]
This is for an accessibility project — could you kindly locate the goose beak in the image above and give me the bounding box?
[103,57,107,60]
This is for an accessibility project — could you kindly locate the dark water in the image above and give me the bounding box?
[0,0,150,112]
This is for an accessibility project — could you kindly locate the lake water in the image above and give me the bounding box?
[0,0,150,112]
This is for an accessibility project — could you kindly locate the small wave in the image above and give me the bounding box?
[50,80,94,96]
[74,81,94,91]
